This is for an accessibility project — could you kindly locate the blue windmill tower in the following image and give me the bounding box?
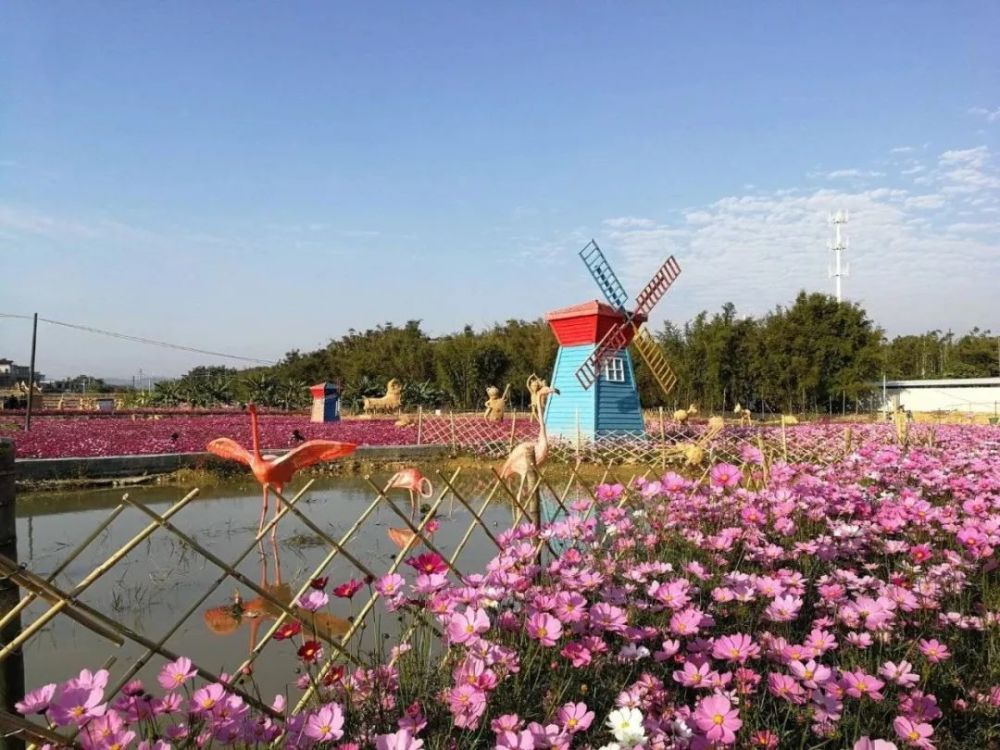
[543,241,682,440]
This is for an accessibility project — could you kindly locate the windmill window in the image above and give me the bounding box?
[602,357,626,383]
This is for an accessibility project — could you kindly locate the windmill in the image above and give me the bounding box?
[542,240,682,439]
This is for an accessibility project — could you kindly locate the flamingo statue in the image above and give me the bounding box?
[384,468,433,517]
[500,385,559,483]
[206,404,357,539]
[384,467,435,548]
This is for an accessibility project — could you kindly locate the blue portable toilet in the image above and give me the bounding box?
[309,382,341,423]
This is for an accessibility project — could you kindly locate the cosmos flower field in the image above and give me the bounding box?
[14,424,1000,749]
[0,414,416,459]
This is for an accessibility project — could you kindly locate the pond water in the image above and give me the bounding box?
[13,471,546,701]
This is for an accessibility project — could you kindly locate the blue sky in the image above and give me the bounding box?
[1,2,997,378]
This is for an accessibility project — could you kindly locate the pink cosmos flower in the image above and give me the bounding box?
[304,703,345,743]
[880,660,919,688]
[670,606,703,636]
[65,669,110,691]
[764,594,802,623]
[693,694,742,744]
[158,656,197,690]
[295,589,329,612]
[553,591,587,622]
[917,639,951,663]
[447,606,490,645]
[556,702,594,733]
[527,612,563,647]
[768,673,806,704]
[840,669,885,700]
[376,729,424,750]
[854,740,899,750]
[190,683,226,714]
[496,729,534,750]
[649,580,691,610]
[492,714,522,733]
[48,687,107,727]
[560,641,592,667]
[15,683,55,715]
[447,684,487,729]
[673,661,713,689]
[710,463,742,488]
[789,659,832,689]
[376,573,406,597]
[589,602,627,633]
[893,717,934,749]
[712,633,759,664]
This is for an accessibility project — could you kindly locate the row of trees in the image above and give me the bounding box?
[78,291,997,414]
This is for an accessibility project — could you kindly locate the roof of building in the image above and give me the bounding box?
[0,359,12,365]
[545,299,648,324]
[882,377,1000,388]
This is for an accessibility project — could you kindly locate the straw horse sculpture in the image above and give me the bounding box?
[363,379,404,415]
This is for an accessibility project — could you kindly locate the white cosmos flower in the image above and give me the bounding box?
[671,718,693,739]
[606,707,646,745]
[618,644,651,662]
[596,744,621,750]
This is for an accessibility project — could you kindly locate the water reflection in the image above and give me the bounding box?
[203,538,349,656]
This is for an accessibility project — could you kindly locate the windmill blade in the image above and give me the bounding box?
[634,255,682,317]
[579,240,630,312]
[575,321,632,390]
[631,325,678,397]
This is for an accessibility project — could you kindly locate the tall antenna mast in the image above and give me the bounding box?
[828,210,849,302]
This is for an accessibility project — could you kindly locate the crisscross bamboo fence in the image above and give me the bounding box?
[0,444,647,748]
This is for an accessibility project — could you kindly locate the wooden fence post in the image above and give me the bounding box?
[659,407,666,471]
[509,410,517,451]
[575,409,581,460]
[0,439,25,750]
[780,416,788,462]
[450,412,457,452]
[416,406,423,446]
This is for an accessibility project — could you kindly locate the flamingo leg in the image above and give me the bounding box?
[257,486,270,555]
[409,488,416,522]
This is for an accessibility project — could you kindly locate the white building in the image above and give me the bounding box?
[878,377,1000,415]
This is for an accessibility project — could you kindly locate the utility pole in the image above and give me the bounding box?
[24,313,38,432]
[828,211,849,303]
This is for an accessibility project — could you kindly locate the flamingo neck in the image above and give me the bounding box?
[250,408,262,460]
[537,405,548,447]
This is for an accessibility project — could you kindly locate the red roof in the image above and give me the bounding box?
[545,300,646,346]
[545,300,646,325]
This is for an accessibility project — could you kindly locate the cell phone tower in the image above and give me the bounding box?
[828,210,849,302]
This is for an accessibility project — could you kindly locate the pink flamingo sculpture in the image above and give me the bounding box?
[501,386,559,482]
[500,385,559,513]
[384,467,434,547]
[206,404,357,538]
[384,468,433,518]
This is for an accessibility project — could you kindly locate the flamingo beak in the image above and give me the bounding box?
[553,388,561,395]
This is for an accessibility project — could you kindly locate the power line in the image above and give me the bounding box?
[0,313,276,365]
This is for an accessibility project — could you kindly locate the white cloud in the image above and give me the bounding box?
[597,145,999,334]
[890,146,915,154]
[603,217,658,229]
[969,107,1000,123]
[815,169,885,179]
